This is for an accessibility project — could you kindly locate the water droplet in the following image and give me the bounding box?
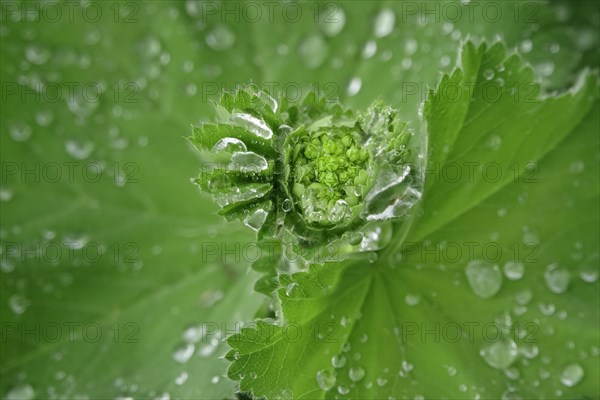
[376,377,388,386]
[9,122,32,142]
[332,354,346,368]
[243,208,269,232]
[503,261,524,280]
[480,338,519,369]
[362,40,377,59]
[404,293,421,306]
[318,7,345,37]
[535,61,555,77]
[347,232,363,246]
[198,338,219,358]
[25,44,51,65]
[175,371,188,385]
[520,39,533,53]
[404,38,418,55]
[9,294,30,315]
[520,344,539,359]
[172,343,195,364]
[538,302,556,316]
[67,91,99,118]
[35,110,54,127]
[65,139,95,160]
[483,69,495,80]
[486,134,502,150]
[0,187,13,202]
[299,34,327,70]
[337,386,350,395]
[579,266,599,283]
[205,25,235,51]
[514,289,533,305]
[4,384,35,400]
[446,365,457,377]
[285,282,298,297]
[560,363,584,387]
[465,260,502,299]
[346,77,362,97]
[137,35,162,58]
[315,369,335,391]
[182,325,205,343]
[230,113,273,139]
[569,160,585,174]
[544,263,570,294]
[281,198,292,213]
[230,152,268,173]
[374,8,395,38]
[348,366,365,382]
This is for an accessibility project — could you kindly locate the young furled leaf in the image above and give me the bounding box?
[189,86,424,264]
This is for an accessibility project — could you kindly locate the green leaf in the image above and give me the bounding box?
[226,39,599,399]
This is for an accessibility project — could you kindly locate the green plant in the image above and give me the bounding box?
[1,1,599,399]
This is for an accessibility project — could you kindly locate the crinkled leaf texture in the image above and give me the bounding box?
[226,40,599,399]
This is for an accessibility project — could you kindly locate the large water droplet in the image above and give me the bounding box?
[172,343,195,364]
[243,208,269,232]
[348,366,365,382]
[560,363,584,387]
[205,25,235,51]
[315,369,335,391]
[480,338,519,369]
[65,139,95,160]
[9,294,30,315]
[362,40,377,59]
[4,384,35,400]
[9,122,32,142]
[465,260,502,299]
[404,293,421,306]
[503,261,524,281]
[212,137,247,153]
[25,44,51,65]
[0,187,13,202]
[318,7,345,37]
[175,371,188,385]
[544,263,570,294]
[230,113,273,139]
[374,8,395,38]
[346,77,362,97]
[331,354,346,368]
[230,152,268,173]
[299,34,328,70]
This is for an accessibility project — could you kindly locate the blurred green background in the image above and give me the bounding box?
[1,0,598,399]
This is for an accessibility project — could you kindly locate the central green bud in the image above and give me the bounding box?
[289,128,371,228]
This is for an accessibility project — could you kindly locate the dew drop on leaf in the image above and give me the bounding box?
[25,44,51,65]
[172,343,195,364]
[560,363,584,387]
[315,369,335,391]
[362,40,377,59]
[346,77,362,97]
[230,113,273,139]
[9,293,30,315]
[404,293,421,306]
[9,122,32,142]
[298,34,327,70]
[174,371,188,385]
[348,366,365,382]
[205,25,235,51]
[479,338,519,369]
[373,8,395,38]
[465,260,502,299]
[0,187,13,203]
[544,263,570,294]
[331,354,346,368]
[318,7,345,37]
[65,139,95,160]
[337,386,350,395]
[4,384,35,400]
[503,261,524,280]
